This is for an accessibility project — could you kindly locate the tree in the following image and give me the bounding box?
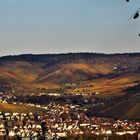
[40,120,47,140]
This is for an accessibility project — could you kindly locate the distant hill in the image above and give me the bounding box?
[0,53,140,92]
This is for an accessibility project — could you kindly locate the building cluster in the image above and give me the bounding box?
[0,102,140,139]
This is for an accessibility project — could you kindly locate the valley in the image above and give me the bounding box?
[0,53,140,139]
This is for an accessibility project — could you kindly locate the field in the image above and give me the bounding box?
[0,103,44,113]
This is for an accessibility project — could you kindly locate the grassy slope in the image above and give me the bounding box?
[101,92,140,119]
[0,61,42,82]
[0,62,114,89]
[66,73,140,96]
[0,60,140,95]
[0,103,43,113]
[37,63,114,84]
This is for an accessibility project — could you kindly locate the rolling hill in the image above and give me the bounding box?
[36,63,113,84]
[0,53,140,95]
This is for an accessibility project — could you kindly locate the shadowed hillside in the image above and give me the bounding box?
[101,91,140,120]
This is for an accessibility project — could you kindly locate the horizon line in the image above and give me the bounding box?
[1,51,140,58]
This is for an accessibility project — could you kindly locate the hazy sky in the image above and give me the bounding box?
[0,0,140,56]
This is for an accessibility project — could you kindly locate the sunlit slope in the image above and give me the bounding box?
[0,62,113,89]
[0,53,140,93]
[0,103,43,113]
[37,63,113,84]
[68,73,140,96]
[0,61,43,82]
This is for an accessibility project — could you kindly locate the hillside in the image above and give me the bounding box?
[101,91,140,120]
[36,63,113,84]
[0,53,140,95]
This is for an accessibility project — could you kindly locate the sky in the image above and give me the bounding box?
[0,0,140,56]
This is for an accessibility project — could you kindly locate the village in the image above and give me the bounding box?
[0,91,140,140]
